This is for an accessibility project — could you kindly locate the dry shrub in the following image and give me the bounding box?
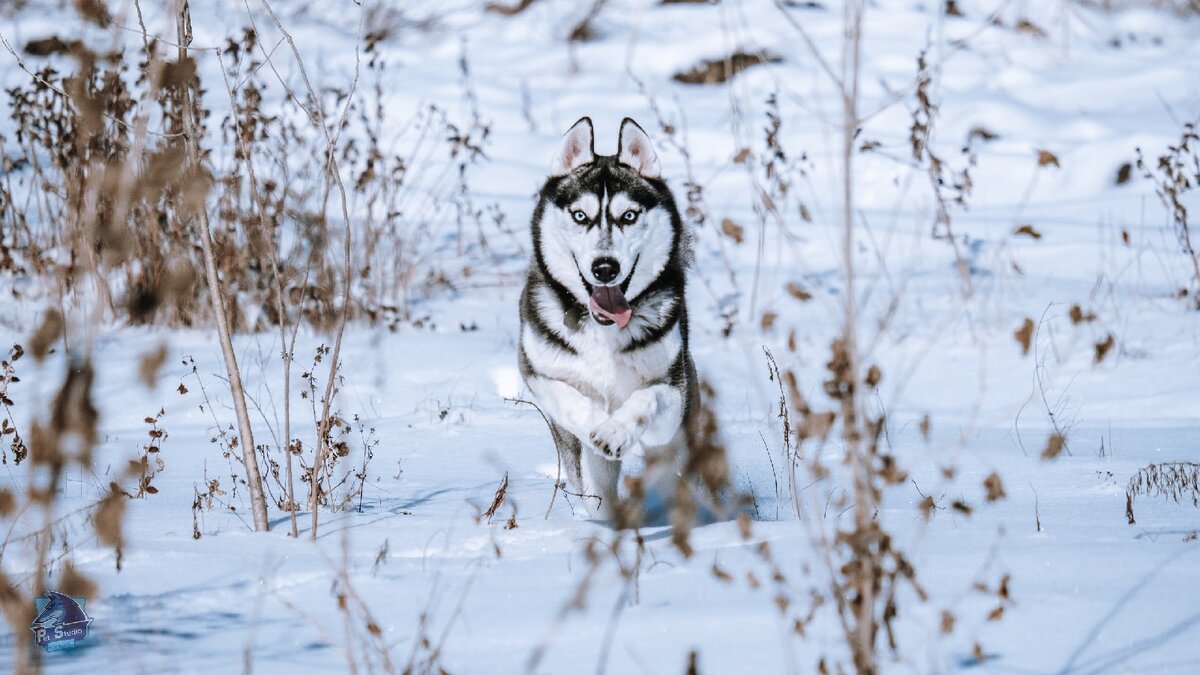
[752,7,1024,667]
[294,346,377,515]
[6,32,207,325]
[910,50,976,285]
[1136,122,1200,307]
[673,51,783,85]
[1041,432,1066,460]
[666,382,734,555]
[0,6,197,665]
[482,471,509,523]
[778,339,923,670]
[3,12,506,333]
[1076,0,1200,15]
[1,344,28,465]
[1125,462,1200,525]
[130,408,168,498]
[486,0,540,15]
[1013,318,1034,354]
[4,0,514,543]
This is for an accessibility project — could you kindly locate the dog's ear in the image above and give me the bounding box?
[550,117,596,177]
[617,118,660,178]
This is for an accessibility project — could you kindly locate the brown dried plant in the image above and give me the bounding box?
[764,1,1018,670]
[0,4,187,665]
[1125,462,1200,525]
[910,48,976,292]
[1,344,28,465]
[672,50,784,85]
[4,1,503,333]
[3,0,510,547]
[0,347,139,673]
[2,0,508,543]
[131,408,168,498]
[176,2,270,531]
[1136,122,1200,308]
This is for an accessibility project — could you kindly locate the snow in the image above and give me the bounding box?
[2,0,1200,672]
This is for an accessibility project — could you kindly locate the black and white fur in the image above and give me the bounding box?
[518,117,698,518]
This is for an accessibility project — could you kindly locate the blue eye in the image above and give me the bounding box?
[571,210,588,223]
[621,209,639,223]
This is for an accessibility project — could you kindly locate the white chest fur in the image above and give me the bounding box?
[522,295,681,413]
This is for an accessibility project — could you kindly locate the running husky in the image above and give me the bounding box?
[519,117,698,519]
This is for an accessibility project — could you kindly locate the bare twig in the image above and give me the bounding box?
[505,396,563,518]
[250,0,364,539]
[177,1,270,532]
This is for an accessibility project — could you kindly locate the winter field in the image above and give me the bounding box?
[1,0,1200,673]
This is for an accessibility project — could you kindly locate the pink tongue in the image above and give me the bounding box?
[589,285,632,328]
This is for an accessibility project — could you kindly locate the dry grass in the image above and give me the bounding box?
[0,0,507,665]
[1077,0,1200,14]
[1125,462,1200,525]
[1,0,510,544]
[1,10,505,333]
[1136,122,1200,308]
[673,50,783,85]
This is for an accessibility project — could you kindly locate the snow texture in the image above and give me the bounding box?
[1,0,1199,672]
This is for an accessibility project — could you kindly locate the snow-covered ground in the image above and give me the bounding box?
[2,0,1199,672]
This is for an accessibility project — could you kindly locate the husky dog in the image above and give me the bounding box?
[519,117,698,519]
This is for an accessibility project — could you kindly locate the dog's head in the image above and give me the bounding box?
[533,117,680,328]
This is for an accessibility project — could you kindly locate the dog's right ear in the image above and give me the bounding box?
[549,117,595,177]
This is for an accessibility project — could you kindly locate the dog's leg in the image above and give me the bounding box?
[547,421,583,494]
[589,383,683,459]
[525,376,607,442]
[580,445,621,519]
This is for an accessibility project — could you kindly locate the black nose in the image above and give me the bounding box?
[591,258,620,284]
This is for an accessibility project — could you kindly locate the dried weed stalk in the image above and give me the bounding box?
[1125,462,1200,525]
[910,48,976,292]
[764,2,1015,671]
[131,408,168,498]
[1136,122,1200,307]
[177,1,270,531]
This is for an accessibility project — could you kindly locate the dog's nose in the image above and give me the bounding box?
[591,257,620,284]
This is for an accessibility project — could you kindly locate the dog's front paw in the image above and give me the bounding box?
[589,417,637,460]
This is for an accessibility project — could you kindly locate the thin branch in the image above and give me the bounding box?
[505,396,563,518]
[177,1,270,531]
[250,0,363,540]
[771,0,846,98]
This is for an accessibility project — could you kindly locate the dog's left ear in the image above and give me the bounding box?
[617,118,660,178]
[550,117,596,177]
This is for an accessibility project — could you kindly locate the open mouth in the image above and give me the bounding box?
[589,285,631,327]
[575,256,638,329]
